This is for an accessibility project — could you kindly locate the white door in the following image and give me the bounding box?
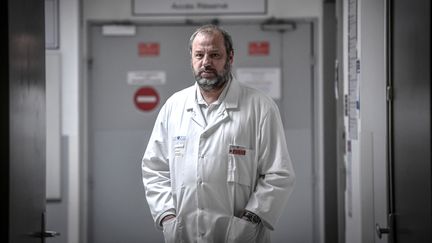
[87,22,316,243]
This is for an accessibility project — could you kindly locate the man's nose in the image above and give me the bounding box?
[203,54,211,66]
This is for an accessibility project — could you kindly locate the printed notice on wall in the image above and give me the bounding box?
[132,0,266,15]
[348,0,359,140]
[127,71,166,86]
[236,67,281,99]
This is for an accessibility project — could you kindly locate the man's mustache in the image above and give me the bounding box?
[198,67,217,75]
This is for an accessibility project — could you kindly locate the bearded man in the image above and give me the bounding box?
[142,24,295,243]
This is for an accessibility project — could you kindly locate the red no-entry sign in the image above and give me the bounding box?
[134,87,160,111]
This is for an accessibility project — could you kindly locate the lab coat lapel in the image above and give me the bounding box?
[202,80,240,133]
[190,103,206,128]
[185,85,206,129]
[203,107,229,134]
[185,80,241,131]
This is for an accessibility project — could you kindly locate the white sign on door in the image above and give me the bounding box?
[236,67,281,99]
[127,70,166,86]
[133,0,267,15]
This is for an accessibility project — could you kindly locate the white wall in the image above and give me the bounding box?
[341,0,388,242]
[46,0,81,243]
[50,0,324,242]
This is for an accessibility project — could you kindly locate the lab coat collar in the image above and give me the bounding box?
[223,79,240,109]
[185,79,240,111]
[185,79,240,129]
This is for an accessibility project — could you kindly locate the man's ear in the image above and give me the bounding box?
[229,51,234,64]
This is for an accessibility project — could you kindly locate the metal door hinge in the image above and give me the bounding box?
[386,86,393,101]
[87,58,94,70]
[310,55,316,66]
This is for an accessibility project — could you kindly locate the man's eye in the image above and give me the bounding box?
[211,53,220,58]
[195,54,203,59]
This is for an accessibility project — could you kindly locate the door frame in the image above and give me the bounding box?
[386,0,432,241]
[79,19,323,243]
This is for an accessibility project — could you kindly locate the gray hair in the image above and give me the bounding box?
[188,24,234,57]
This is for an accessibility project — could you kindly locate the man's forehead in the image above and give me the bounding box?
[192,32,225,49]
[195,30,224,41]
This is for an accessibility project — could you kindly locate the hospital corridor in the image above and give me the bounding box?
[1,0,430,242]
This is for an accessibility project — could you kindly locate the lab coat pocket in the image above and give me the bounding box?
[227,145,255,187]
[162,218,181,243]
[226,216,259,243]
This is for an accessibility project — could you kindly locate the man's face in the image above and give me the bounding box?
[191,32,233,91]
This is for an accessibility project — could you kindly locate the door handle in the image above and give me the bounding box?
[376,223,390,239]
[43,231,60,238]
[376,214,395,240]
[28,231,60,238]
[29,212,61,238]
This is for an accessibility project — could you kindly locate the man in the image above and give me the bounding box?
[142,24,295,243]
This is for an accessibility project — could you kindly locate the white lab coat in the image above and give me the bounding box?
[142,79,295,243]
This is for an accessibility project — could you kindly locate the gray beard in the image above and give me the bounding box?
[194,64,232,92]
[196,77,226,92]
